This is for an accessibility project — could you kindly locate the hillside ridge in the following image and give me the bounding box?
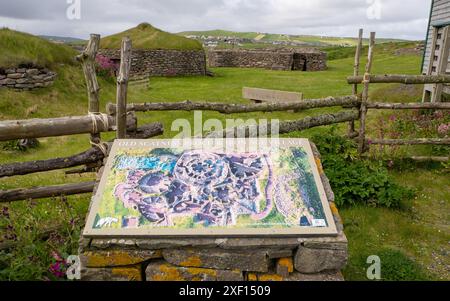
[100,23,203,50]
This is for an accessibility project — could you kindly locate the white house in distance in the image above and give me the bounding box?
[422,0,450,102]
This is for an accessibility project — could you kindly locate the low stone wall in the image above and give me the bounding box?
[78,143,347,281]
[0,67,57,91]
[98,49,207,78]
[207,49,327,71]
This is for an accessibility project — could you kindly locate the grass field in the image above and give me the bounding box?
[178,29,407,47]
[0,41,448,281]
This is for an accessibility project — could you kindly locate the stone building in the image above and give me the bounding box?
[98,23,207,78]
[98,49,207,78]
[207,48,327,71]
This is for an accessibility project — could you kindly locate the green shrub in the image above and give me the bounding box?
[312,131,414,208]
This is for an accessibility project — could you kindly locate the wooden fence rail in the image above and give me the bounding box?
[0,181,96,202]
[0,122,163,178]
[0,114,137,142]
[207,110,359,138]
[0,146,105,178]
[106,95,359,115]
[347,74,450,85]
[366,102,450,110]
[368,138,450,146]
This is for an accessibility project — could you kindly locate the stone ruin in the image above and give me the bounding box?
[0,65,57,91]
[78,143,348,281]
[208,48,327,71]
[98,49,207,78]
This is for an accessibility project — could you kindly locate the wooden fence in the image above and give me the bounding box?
[347,29,450,161]
[0,35,163,202]
[1,29,449,203]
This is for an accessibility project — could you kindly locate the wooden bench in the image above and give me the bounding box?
[242,87,303,104]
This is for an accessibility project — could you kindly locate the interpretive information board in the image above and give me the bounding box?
[83,139,337,237]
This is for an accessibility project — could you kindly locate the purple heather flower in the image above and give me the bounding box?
[49,262,66,278]
[438,123,450,136]
[95,55,119,77]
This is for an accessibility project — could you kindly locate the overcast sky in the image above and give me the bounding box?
[0,0,432,40]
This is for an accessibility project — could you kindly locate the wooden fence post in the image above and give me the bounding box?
[348,28,363,137]
[77,34,101,144]
[358,32,376,154]
[116,37,132,139]
[353,29,363,95]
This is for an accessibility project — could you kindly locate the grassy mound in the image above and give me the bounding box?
[100,23,203,50]
[0,28,77,68]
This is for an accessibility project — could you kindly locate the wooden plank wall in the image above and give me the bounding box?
[423,0,450,74]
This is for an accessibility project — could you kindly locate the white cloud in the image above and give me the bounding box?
[0,0,432,40]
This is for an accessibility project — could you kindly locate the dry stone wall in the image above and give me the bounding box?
[98,49,207,78]
[0,66,57,91]
[208,49,327,71]
[78,142,347,281]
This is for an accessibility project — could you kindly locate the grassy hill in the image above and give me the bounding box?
[0,28,77,68]
[179,29,410,47]
[100,23,203,50]
[39,35,86,45]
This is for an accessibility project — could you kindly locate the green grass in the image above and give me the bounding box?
[0,28,77,68]
[101,23,203,50]
[0,41,448,281]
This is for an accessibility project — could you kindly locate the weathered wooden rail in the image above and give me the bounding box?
[106,95,360,115]
[368,138,450,146]
[0,182,96,203]
[366,102,450,110]
[0,122,163,178]
[347,74,450,85]
[206,110,359,138]
[0,114,120,141]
